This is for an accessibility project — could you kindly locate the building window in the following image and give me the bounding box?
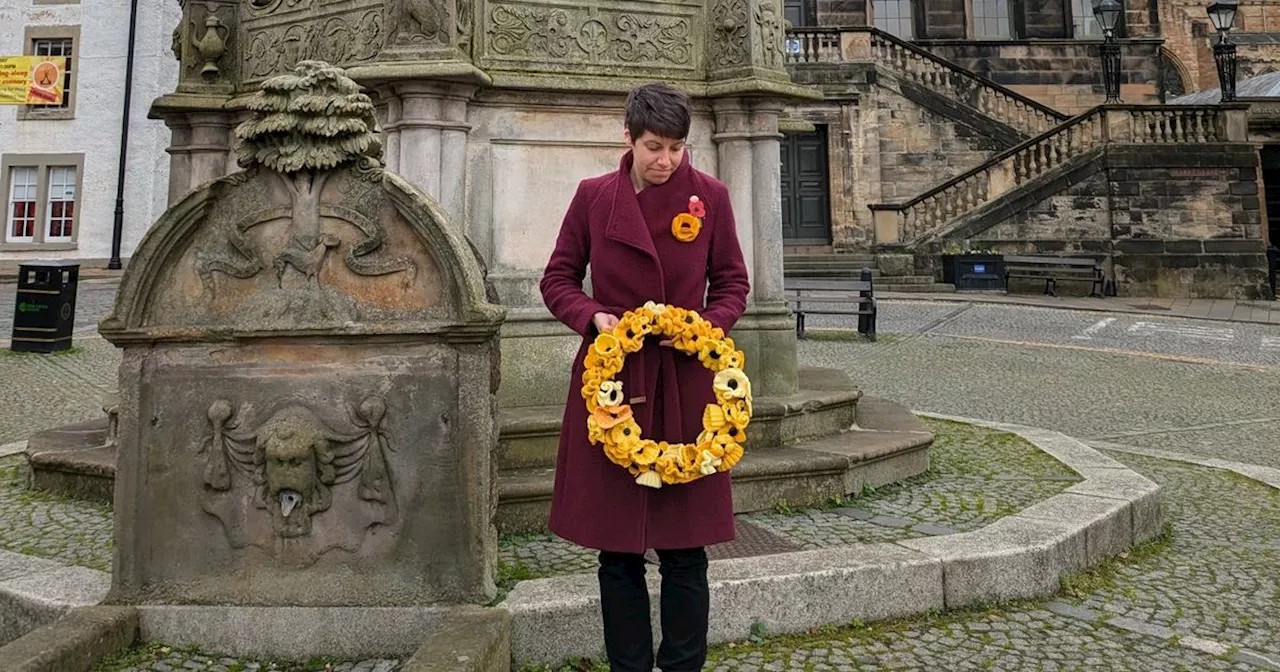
[873,0,914,39]
[31,38,73,110]
[18,26,79,120]
[1,155,83,249]
[7,168,38,244]
[973,0,1013,38]
[1073,0,1102,37]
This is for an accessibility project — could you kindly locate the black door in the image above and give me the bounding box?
[780,127,832,244]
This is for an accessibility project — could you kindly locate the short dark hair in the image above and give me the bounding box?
[624,82,691,141]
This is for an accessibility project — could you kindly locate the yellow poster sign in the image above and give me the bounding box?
[0,56,65,105]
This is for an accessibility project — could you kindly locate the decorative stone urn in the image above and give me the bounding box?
[100,60,504,608]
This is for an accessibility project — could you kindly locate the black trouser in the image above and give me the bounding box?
[597,547,710,672]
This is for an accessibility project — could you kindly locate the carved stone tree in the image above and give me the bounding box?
[100,60,504,634]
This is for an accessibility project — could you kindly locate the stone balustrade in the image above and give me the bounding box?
[869,105,1249,246]
[786,26,1067,138]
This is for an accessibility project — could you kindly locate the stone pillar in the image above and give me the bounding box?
[386,82,474,223]
[159,111,234,202]
[714,97,798,397]
[714,99,756,300]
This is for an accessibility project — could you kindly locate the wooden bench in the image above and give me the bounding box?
[783,271,877,341]
[1003,255,1108,297]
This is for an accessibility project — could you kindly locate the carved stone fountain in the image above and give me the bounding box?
[96,59,505,652]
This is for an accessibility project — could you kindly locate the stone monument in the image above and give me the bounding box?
[99,60,505,615]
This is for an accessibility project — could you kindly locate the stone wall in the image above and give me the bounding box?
[936,145,1271,299]
[921,40,1164,114]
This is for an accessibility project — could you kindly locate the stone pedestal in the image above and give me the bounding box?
[106,63,504,608]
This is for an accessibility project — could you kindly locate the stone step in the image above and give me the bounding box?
[783,262,880,272]
[783,253,877,262]
[499,366,862,471]
[875,275,935,284]
[783,268,881,279]
[497,396,935,534]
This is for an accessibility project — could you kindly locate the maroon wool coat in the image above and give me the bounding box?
[539,150,751,554]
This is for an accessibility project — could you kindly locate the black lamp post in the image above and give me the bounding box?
[1207,1,1239,102]
[1093,0,1124,104]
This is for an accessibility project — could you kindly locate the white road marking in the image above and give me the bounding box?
[1127,321,1236,342]
[1072,317,1116,340]
[1262,336,1280,350]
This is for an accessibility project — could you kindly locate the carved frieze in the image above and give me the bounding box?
[754,0,784,70]
[385,0,451,47]
[710,0,749,69]
[481,1,697,71]
[241,4,383,82]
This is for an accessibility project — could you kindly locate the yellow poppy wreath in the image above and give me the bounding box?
[583,301,751,489]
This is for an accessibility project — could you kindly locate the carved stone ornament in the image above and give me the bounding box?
[385,0,451,47]
[711,0,750,69]
[193,4,230,77]
[754,0,785,69]
[198,396,397,555]
[244,11,383,82]
[485,3,693,68]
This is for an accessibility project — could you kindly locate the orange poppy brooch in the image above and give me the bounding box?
[583,301,751,489]
[671,195,705,243]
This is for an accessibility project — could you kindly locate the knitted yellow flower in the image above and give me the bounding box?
[584,303,751,489]
[671,212,701,242]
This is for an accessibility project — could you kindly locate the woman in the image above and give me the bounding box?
[539,82,751,671]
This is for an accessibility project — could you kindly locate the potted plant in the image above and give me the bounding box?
[940,244,1005,291]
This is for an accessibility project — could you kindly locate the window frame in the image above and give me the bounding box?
[870,0,917,39]
[17,25,80,121]
[1,154,85,251]
[970,0,1015,39]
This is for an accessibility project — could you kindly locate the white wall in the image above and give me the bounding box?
[0,0,181,265]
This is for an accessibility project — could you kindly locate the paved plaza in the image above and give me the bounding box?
[1,281,1278,670]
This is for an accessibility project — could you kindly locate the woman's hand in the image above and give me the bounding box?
[592,312,619,335]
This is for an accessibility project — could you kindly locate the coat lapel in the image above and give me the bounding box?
[604,155,660,265]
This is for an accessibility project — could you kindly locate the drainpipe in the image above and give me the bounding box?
[108,0,139,270]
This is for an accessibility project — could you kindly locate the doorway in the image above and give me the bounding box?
[780,126,832,245]
[1261,145,1280,296]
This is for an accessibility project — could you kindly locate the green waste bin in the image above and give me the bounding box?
[10,260,79,353]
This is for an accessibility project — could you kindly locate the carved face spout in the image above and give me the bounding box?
[256,408,334,538]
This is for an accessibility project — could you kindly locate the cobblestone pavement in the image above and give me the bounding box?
[0,455,112,570]
[92,644,402,672]
[496,420,1078,578]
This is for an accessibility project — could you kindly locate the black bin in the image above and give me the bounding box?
[11,261,79,353]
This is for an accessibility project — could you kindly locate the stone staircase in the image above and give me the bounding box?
[869,105,1239,249]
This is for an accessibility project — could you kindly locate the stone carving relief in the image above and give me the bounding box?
[710,0,750,68]
[754,0,784,69]
[385,0,451,47]
[197,396,398,558]
[193,61,417,325]
[456,0,474,55]
[486,4,693,67]
[193,4,230,78]
[247,0,309,13]
[243,10,382,80]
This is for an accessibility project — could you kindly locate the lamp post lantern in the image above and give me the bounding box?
[1093,0,1124,104]
[1207,1,1239,102]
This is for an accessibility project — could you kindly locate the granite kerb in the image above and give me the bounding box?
[501,413,1165,665]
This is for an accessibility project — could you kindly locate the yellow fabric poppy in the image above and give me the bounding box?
[697,339,736,370]
[608,418,642,450]
[593,404,634,430]
[597,380,625,408]
[713,368,749,401]
[631,440,660,466]
[724,401,750,430]
[593,333,622,358]
[603,435,634,467]
[615,315,653,352]
[671,212,702,242]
